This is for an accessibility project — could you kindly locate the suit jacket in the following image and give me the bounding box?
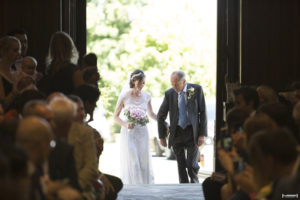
[157,83,207,147]
[29,168,46,200]
[68,122,98,200]
[48,140,81,191]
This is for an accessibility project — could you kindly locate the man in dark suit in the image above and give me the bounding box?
[48,140,81,191]
[16,116,82,199]
[22,100,81,191]
[157,70,207,183]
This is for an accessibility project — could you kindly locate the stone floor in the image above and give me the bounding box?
[100,140,209,200]
[117,184,205,200]
[99,140,209,184]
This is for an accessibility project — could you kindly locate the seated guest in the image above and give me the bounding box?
[294,101,300,124]
[22,100,54,125]
[69,95,123,200]
[293,102,300,142]
[43,31,84,95]
[12,89,45,116]
[247,128,298,199]
[278,81,300,108]
[290,81,300,105]
[82,53,97,69]
[68,95,86,123]
[21,56,37,76]
[203,108,249,200]
[272,146,300,200]
[73,83,100,122]
[256,85,279,106]
[46,91,66,103]
[93,130,123,200]
[233,86,259,116]
[243,113,278,143]
[0,151,10,199]
[7,28,28,71]
[258,102,299,142]
[22,100,81,190]
[226,108,250,152]
[229,114,278,199]
[0,36,20,109]
[83,67,100,87]
[211,112,278,200]
[224,74,240,110]
[0,144,29,200]
[0,101,4,122]
[217,108,250,200]
[258,102,291,127]
[81,53,100,87]
[49,97,98,200]
[0,118,19,144]
[16,116,82,200]
[15,56,39,93]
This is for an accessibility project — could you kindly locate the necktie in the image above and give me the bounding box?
[178,91,188,129]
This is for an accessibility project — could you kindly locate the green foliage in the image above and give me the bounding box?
[87,0,216,131]
[145,35,169,53]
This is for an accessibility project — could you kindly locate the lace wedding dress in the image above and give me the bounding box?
[118,90,154,184]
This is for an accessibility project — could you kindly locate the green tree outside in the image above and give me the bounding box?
[87,0,216,133]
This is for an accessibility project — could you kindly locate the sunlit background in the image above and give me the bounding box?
[87,0,216,182]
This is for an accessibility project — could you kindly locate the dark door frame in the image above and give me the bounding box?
[61,0,87,63]
[216,0,241,171]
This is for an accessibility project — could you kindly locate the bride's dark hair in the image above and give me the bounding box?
[129,69,145,88]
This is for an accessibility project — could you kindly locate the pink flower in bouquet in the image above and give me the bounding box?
[124,106,149,126]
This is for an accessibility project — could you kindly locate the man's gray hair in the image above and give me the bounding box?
[171,70,186,81]
[49,97,77,124]
[16,116,53,145]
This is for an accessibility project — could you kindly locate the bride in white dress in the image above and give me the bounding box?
[113,69,157,184]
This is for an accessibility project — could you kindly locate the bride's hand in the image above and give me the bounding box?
[127,122,135,129]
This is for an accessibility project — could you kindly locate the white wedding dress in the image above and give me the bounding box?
[118,90,154,184]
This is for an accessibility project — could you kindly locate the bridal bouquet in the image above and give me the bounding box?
[124,106,149,126]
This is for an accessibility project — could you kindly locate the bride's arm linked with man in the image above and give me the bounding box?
[113,69,207,184]
[157,70,207,184]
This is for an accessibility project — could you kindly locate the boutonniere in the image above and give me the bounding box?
[187,87,195,99]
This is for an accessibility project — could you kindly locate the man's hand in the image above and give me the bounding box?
[57,186,82,200]
[197,136,205,146]
[160,138,167,147]
[217,149,234,175]
[42,176,65,195]
[233,164,257,194]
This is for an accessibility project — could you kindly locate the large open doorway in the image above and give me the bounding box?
[86,0,217,183]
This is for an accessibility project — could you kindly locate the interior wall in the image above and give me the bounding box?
[0,0,61,73]
[3,0,298,172]
[216,0,241,171]
[0,0,86,73]
[241,0,300,91]
[216,0,300,171]
[62,0,87,64]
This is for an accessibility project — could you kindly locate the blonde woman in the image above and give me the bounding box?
[0,36,20,109]
[44,31,84,95]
